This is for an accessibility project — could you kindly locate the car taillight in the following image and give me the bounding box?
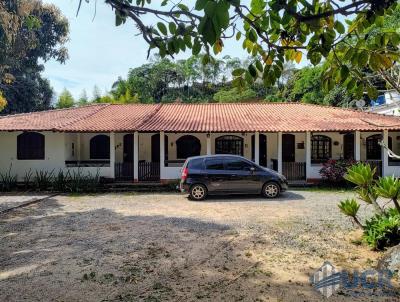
[181,167,188,181]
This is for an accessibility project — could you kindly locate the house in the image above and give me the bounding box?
[1,102,400,183]
[368,90,400,116]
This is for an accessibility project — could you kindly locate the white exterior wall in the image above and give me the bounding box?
[1,131,114,181]
[0,132,66,181]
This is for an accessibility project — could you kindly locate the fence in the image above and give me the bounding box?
[282,162,306,181]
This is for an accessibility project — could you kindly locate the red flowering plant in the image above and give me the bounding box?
[320,159,358,184]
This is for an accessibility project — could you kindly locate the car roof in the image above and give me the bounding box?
[187,154,247,161]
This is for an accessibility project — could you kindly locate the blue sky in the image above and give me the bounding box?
[43,0,251,99]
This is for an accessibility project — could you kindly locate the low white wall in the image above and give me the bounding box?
[308,164,323,179]
[162,167,182,180]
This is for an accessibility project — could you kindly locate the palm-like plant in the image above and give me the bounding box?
[374,176,400,212]
[338,198,363,228]
[355,187,377,204]
[345,163,383,214]
[341,163,400,250]
[344,163,375,187]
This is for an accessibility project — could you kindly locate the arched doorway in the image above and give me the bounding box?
[176,135,201,159]
[251,134,267,166]
[90,134,110,159]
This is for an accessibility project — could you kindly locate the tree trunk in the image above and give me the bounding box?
[368,192,385,215]
[392,197,400,213]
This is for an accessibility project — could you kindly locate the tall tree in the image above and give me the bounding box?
[92,85,102,102]
[0,0,69,113]
[56,88,75,108]
[80,0,399,100]
[78,89,89,106]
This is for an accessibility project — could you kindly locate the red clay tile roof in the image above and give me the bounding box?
[138,103,400,132]
[61,104,160,132]
[0,103,399,132]
[0,104,109,131]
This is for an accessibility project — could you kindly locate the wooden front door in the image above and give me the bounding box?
[343,133,354,160]
[251,134,267,167]
[282,134,295,162]
[151,134,168,163]
[123,134,134,163]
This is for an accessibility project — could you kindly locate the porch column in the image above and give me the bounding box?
[277,132,282,174]
[254,132,260,165]
[133,131,139,182]
[382,130,389,176]
[206,134,211,155]
[354,131,361,161]
[110,132,115,179]
[160,131,165,180]
[77,133,81,161]
[305,131,312,180]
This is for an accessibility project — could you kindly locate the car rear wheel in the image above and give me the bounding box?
[262,182,280,198]
[189,184,207,201]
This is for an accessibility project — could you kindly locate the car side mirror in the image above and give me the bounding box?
[250,166,256,172]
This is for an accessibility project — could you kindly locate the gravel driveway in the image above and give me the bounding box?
[0,190,398,301]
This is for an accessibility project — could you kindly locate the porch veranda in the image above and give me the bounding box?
[64,130,399,183]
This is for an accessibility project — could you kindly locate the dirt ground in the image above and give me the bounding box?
[0,190,399,302]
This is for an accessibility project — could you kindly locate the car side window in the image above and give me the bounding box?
[205,158,224,170]
[188,158,204,170]
[225,158,253,171]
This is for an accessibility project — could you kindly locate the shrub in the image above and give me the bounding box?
[34,170,54,191]
[67,168,101,193]
[319,159,357,183]
[84,170,101,193]
[53,170,70,192]
[23,169,33,191]
[0,164,17,192]
[364,210,400,250]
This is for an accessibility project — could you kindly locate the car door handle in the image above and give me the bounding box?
[231,174,237,177]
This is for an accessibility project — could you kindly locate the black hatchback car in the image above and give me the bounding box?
[179,155,288,201]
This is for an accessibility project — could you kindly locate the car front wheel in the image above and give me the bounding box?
[189,184,207,201]
[262,182,280,198]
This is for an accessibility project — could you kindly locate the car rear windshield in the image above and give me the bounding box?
[187,158,204,170]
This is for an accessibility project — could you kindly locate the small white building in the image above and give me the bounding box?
[368,90,400,116]
[0,102,400,183]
